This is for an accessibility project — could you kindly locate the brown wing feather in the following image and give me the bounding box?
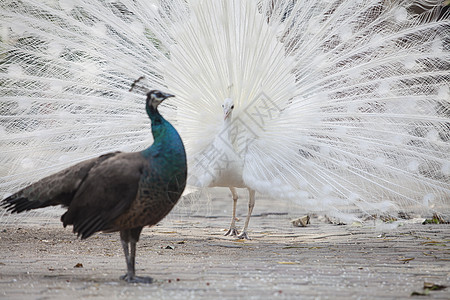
[61,152,148,239]
[1,152,119,213]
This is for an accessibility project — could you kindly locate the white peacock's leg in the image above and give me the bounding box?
[238,188,255,240]
[225,187,239,236]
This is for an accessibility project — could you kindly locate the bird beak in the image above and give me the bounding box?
[162,93,175,100]
[224,109,231,120]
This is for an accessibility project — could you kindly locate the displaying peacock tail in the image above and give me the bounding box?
[1,0,449,224]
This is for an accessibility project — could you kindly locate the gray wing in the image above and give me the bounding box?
[1,152,120,213]
[61,152,147,239]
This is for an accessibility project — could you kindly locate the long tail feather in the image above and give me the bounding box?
[1,0,449,221]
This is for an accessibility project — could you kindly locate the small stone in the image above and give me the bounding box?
[291,215,310,227]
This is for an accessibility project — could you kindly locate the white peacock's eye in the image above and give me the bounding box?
[231,105,234,109]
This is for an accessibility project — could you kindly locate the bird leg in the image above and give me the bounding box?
[237,188,255,240]
[224,187,239,237]
[119,227,152,283]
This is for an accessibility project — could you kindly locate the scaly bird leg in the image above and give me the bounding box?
[224,187,239,237]
[237,188,255,240]
[120,228,152,283]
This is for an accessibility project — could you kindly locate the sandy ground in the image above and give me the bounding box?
[0,192,449,299]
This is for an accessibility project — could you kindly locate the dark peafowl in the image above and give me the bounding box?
[1,90,187,283]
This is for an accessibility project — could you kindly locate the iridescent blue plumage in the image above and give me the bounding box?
[1,90,187,283]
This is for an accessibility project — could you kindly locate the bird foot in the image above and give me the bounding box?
[120,274,153,284]
[237,231,251,240]
[224,228,239,237]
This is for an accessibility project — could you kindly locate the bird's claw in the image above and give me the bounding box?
[120,274,153,284]
[237,231,251,240]
[224,228,239,237]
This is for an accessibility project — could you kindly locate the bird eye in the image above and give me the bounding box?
[231,105,234,109]
[222,104,224,108]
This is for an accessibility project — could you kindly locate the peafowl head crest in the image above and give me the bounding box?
[147,90,175,109]
[222,98,234,120]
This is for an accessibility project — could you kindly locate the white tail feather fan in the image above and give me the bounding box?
[1,0,449,231]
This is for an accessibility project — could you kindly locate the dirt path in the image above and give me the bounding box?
[1,195,449,299]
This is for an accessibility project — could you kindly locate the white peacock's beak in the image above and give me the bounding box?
[224,109,232,120]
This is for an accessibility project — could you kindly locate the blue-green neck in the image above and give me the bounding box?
[142,105,187,172]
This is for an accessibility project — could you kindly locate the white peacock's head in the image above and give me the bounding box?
[222,98,235,120]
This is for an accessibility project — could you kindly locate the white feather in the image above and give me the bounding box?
[0,0,449,227]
